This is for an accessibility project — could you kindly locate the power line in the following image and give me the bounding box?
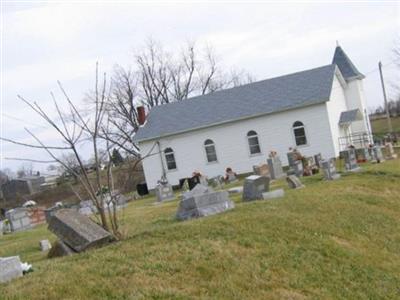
[1,113,48,129]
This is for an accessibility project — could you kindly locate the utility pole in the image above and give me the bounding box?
[378,61,393,133]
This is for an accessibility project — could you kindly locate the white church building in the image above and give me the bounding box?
[134,46,373,189]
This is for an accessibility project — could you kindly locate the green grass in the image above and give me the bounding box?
[1,159,400,299]
[371,116,400,135]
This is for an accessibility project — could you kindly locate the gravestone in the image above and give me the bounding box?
[48,209,113,252]
[39,239,52,252]
[267,156,285,179]
[0,220,3,236]
[314,153,323,168]
[286,175,305,189]
[385,143,397,160]
[340,149,361,172]
[0,256,23,283]
[5,208,32,232]
[372,146,385,163]
[321,159,341,180]
[47,240,76,258]
[187,176,201,190]
[225,173,238,183]
[242,175,270,201]
[262,189,285,200]
[104,191,128,210]
[253,164,270,177]
[287,152,297,167]
[155,182,175,202]
[293,161,303,177]
[176,185,234,220]
[208,176,224,189]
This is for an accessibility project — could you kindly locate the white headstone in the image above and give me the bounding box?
[39,239,52,252]
[0,256,23,283]
[321,159,341,180]
[155,183,175,202]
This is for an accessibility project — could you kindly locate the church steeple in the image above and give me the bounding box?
[332,45,364,81]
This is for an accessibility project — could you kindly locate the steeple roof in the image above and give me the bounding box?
[332,46,364,81]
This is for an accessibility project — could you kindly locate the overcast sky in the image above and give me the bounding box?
[1,1,399,173]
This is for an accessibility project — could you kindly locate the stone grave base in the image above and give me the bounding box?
[346,166,362,172]
[176,185,234,221]
[262,189,285,200]
[227,186,243,194]
[325,174,341,180]
[48,240,76,258]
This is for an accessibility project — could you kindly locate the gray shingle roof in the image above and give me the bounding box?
[134,64,337,142]
[332,46,364,81]
[339,109,362,125]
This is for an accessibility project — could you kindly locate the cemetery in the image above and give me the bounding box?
[0,150,399,299]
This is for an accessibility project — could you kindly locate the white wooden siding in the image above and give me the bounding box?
[326,73,349,154]
[139,103,336,189]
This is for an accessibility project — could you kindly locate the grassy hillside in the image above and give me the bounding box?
[1,159,400,299]
[370,116,400,135]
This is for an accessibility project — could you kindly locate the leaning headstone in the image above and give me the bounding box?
[242,175,270,201]
[39,239,52,252]
[286,175,305,189]
[48,209,113,252]
[176,185,234,220]
[321,159,341,180]
[5,208,32,232]
[385,143,397,160]
[340,149,361,172]
[155,182,175,202]
[47,240,76,258]
[0,256,23,283]
[262,189,285,200]
[253,164,270,178]
[267,156,285,179]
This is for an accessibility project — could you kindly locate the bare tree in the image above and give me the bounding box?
[102,66,141,157]
[1,65,122,237]
[17,163,33,178]
[105,39,254,157]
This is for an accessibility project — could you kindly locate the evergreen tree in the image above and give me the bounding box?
[111,148,124,166]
